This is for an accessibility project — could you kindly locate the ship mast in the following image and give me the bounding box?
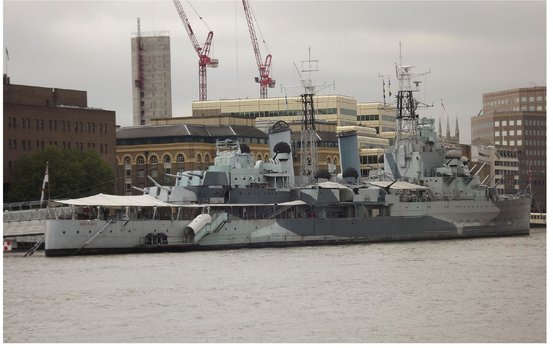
[394,43,429,150]
[297,48,319,181]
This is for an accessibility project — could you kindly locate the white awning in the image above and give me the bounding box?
[368,181,428,191]
[54,194,176,207]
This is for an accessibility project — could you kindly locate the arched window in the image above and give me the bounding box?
[137,156,145,165]
[149,155,158,165]
[257,154,262,161]
[204,153,210,163]
[124,156,131,165]
[163,154,171,163]
[264,154,269,162]
[196,154,202,163]
[177,154,185,163]
[327,156,331,163]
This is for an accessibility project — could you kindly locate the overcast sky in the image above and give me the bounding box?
[3,0,547,143]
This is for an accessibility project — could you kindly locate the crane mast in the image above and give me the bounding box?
[242,0,275,98]
[173,0,218,101]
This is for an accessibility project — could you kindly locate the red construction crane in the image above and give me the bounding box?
[173,0,218,101]
[242,0,275,98]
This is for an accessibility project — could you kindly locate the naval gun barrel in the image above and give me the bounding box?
[132,186,147,193]
[147,175,171,192]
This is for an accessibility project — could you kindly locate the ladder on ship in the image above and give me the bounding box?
[71,219,113,256]
[24,235,45,257]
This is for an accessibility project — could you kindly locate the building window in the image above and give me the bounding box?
[149,155,158,165]
[177,154,185,163]
[137,156,145,165]
[204,154,210,163]
[164,155,171,164]
[138,168,145,177]
[494,121,500,127]
[509,120,514,126]
[125,157,131,165]
[151,169,158,177]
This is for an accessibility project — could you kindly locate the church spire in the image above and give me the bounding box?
[455,115,459,142]
[438,117,443,139]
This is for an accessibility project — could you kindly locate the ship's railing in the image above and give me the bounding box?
[3,207,74,222]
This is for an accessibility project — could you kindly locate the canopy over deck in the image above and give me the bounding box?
[54,194,176,207]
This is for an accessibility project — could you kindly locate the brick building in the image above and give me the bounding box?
[3,75,117,196]
[471,86,546,212]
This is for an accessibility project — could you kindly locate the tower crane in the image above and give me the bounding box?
[242,0,275,98]
[172,0,218,101]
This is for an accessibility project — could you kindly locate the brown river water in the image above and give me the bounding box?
[3,228,546,343]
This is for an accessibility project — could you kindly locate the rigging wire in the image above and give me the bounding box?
[250,1,270,54]
[186,0,211,31]
[235,0,240,97]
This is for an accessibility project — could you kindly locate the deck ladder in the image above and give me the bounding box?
[24,235,45,257]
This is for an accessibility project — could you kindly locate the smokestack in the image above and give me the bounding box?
[337,128,361,182]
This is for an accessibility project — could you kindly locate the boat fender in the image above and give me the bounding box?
[184,214,212,235]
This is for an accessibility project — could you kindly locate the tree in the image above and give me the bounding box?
[5,146,115,203]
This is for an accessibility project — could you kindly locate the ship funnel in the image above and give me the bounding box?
[268,121,295,186]
[337,128,361,183]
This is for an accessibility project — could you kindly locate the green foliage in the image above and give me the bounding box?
[6,147,115,202]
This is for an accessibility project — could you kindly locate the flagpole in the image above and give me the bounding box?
[40,162,49,207]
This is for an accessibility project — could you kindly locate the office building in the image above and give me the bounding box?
[471,86,546,212]
[191,95,359,131]
[3,75,116,196]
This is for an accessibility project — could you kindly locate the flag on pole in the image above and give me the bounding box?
[40,162,49,205]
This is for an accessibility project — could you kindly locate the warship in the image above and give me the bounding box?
[42,61,531,256]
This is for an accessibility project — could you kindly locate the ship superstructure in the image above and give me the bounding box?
[37,55,532,256]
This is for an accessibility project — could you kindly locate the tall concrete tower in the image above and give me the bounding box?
[131,19,172,126]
